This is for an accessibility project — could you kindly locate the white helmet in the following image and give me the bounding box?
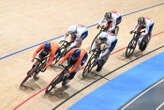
[68,25,77,32]
[98,32,108,41]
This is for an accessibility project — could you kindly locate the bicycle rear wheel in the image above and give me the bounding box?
[139,36,150,51]
[125,37,138,58]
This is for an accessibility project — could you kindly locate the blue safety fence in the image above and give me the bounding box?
[69,52,164,110]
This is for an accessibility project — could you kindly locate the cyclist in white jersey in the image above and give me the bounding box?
[61,24,88,51]
[91,32,117,72]
[97,11,122,35]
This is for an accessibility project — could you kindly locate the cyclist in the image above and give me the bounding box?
[58,48,88,86]
[130,17,154,45]
[32,42,60,80]
[61,24,88,51]
[97,10,122,35]
[90,32,117,72]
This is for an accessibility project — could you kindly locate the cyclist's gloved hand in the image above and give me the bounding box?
[97,25,101,29]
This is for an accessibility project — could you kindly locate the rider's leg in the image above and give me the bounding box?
[96,40,117,72]
[112,16,122,35]
[62,54,88,86]
[148,23,154,40]
[96,49,110,72]
[33,72,39,80]
[116,16,122,25]
[96,55,109,72]
[62,72,76,86]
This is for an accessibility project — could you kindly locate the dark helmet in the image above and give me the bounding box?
[72,49,81,60]
[43,43,51,52]
[105,12,112,20]
[138,17,145,25]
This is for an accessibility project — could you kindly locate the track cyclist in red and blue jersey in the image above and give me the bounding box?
[32,42,60,80]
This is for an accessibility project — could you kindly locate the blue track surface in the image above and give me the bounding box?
[69,52,164,110]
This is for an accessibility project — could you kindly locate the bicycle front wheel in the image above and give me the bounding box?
[20,68,34,86]
[82,55,96,78]
[125,37,138,58]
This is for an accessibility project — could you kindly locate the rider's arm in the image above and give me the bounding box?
[99,47,110,59]
[91,38,100,51]
[32,44,45,58]
[91,41,96,51]
[98,16,106,25]
[132,22,139,31]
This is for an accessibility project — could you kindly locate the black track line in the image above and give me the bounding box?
[52,45,164,110]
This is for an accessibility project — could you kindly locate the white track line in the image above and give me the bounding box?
[121,78,164,110]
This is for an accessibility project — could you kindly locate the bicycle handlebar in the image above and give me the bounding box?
[99,25,106,31]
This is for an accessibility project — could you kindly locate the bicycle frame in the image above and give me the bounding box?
[45,64,72,94]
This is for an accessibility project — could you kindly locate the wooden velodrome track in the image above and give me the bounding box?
[0,0,164,110]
